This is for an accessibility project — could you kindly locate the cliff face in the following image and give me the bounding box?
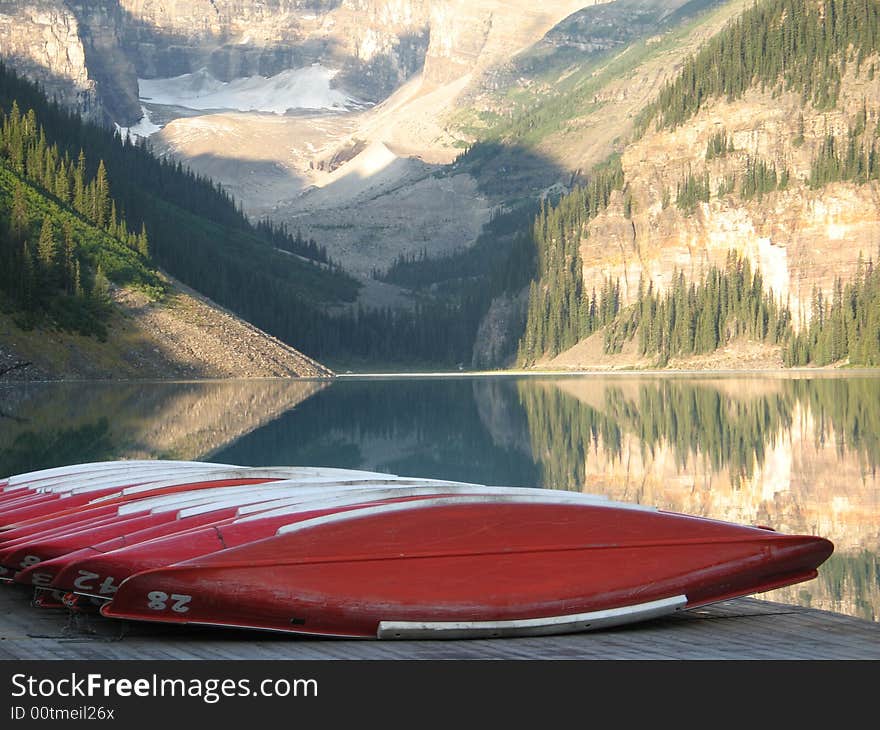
[0,1,100,120]
[0,0,430,121]
[116,0,596,90]
[68,1,141,123]
[116,0,430,100]
[1,1,602,126]
[580,78,880,326]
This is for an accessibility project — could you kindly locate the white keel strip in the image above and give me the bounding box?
[5,461,239,489]
[377,595,687,639]
[28,465,239,495]
[95,470,427,501]
[274,494,656,534]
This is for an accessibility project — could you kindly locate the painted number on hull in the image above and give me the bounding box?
[30,573,54,587]
[74,570,119,595]
[20,555,40,569]
[147,591,192,613]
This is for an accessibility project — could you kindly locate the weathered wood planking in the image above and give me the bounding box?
[0,587,876,660]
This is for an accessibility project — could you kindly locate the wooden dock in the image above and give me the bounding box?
[0,586,876,659]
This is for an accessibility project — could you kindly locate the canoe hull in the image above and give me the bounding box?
[102,500,833,638]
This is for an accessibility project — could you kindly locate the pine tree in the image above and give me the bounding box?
[36,215,56,270]
[91,264,111,306]
[73,150,86,215]
[137,223,149,258]
[19,241,34,310]
[73,259,83,298]
[54,159,70,203]
[10,179,28,239]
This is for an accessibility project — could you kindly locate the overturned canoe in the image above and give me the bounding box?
[1,474,472,582]
[0,465,398,528]
[2,461,834,639]
[46,484,604,600]
[13,480,488,591]
[102,494,833,638]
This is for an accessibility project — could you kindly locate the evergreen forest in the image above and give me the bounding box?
[0,100,161,339]
[637,0,880,133]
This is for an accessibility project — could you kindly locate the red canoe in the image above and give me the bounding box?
[0,465,396,524]
[0,463,241,509]
[8,475,508,589]
[12,481,470,588]
[0,470,417,580]
[2,461,835,639]
[3,485,318,578]
[0,469,252,526]
[0,461,238,499]
[45,484,594,597]
[101,495,833,638]
[0,466,397,530]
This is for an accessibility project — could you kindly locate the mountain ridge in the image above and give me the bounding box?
[2,0,879,371]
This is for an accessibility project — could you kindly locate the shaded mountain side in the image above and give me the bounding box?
[0,62,378,366]
[0,74,332,381]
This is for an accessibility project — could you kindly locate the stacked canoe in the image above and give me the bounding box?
[0,460,833,639]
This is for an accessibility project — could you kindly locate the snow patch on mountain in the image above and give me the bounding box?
[115,105,163,141]
[138,66,360,114]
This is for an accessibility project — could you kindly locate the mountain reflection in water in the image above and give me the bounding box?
[1,373,876,622]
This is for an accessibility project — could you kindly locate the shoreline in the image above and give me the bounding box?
[337,366,880,378]
[3,366,880,385]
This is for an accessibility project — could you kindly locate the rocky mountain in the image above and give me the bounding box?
[0,1,139,124]
[140,0,732,287]
[515,0,880,369]
[2,0,877,370]
[0,0,613,282]
[0,2,99,119]
[0,0,742,270]
[579,61,880,337]
[0,0,602,124]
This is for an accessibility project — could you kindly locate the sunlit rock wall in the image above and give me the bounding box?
[582,75,880,327]
[0,1,101,120]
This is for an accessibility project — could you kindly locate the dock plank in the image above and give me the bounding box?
[0,586,876,659]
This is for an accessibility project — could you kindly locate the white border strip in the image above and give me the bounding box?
[4,460,238,488]
[230,479,486,519]
[275,494,656,535]
[232,485,612,523]
[377,595,687,639]
[32,465,236,495]
[107,471,432,499]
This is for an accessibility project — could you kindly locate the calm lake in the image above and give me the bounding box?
[1,372,877,623]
